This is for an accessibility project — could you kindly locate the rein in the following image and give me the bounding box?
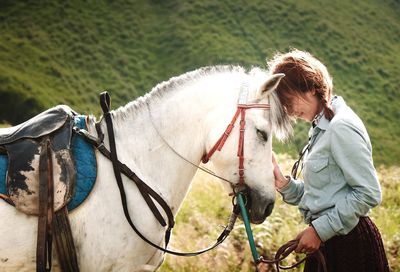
[237,192,327,272]
[75,92,237,256]
[258,240,327,271]
[77,90,327,270]
[226,192,326,271]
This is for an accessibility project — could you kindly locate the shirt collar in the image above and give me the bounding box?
[316,114,330,131]
[312,96,342,131]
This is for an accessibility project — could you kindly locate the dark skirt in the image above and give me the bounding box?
[304,216,390,272]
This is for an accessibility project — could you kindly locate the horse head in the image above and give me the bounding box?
[204,70,291,224]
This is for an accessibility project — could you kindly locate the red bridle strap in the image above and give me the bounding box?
[202,103,270,186]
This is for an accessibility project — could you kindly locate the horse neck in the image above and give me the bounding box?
[92,78,237,214]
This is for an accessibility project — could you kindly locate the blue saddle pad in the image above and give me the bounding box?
[0,155,7,196]
[0,116,97,211]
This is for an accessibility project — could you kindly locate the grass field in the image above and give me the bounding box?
[160,154,400,272]
[1,0,399,165]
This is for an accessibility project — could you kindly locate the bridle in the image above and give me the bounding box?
[202,82,271,188]
[201,103,270,186]
[147,81,271,191]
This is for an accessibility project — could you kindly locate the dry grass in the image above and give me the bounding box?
[160,154,400,271]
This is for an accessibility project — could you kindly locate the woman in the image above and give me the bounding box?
[268,50,389,271]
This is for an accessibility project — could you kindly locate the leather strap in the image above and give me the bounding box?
[93,91,234,256]
[53,206,80,272]
[95,133,232,256]
[37,139,54,272]
[98,92,172,230]
[238,107,246,185]
[258,239,327,272]
[0,193,15,206]
[202,104,270,187]
[202,108,241,164]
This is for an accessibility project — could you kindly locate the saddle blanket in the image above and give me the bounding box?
[0,116,97,211]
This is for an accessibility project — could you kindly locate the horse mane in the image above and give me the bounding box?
[148,65,245,100]
[112,65,243,118]
[113,65,292,140]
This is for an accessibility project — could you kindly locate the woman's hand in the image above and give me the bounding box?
[295,226,321,254]
[272,153,289,190]
[257,226,322,271]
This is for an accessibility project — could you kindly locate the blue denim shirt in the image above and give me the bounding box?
[279,96,381,242]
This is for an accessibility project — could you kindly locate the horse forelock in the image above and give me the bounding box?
[247,67,292,141]
[268,91,293,141]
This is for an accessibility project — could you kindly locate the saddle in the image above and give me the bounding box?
[0,105,76,214]
[0,105,80,272]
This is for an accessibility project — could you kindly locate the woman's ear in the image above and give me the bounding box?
[258,73,285,99]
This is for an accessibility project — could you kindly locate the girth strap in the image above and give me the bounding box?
[37,139,54,272]
[53,206,80,272]
[35,139,79,272]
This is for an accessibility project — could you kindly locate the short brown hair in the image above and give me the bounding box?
[268,49,334,120]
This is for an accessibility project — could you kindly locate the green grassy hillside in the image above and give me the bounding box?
[0,0,399,164]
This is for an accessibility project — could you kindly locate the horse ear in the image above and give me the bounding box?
[258,73,285,98]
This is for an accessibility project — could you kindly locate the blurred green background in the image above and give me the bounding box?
[1,0,399,164]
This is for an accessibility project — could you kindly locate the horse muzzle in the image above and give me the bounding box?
[245,190,275,224]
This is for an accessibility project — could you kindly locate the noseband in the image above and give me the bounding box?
[202,83,270,187]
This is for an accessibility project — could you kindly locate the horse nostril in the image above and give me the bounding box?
[265,202,275,217]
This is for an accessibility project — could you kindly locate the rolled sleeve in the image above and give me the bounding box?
[311,215,336,242]
[278,176,304,206]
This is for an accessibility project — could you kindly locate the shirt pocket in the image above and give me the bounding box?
[304,156,330,189]
[308,157,329,172]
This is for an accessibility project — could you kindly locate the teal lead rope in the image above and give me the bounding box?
[237,192,260,263]
[236,192,328,272]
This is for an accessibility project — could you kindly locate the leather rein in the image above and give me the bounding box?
[75,92,237,256]
[77,90,327,271]
[257,239,327,272]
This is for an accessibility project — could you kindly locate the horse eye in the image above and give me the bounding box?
[256,129,269,142]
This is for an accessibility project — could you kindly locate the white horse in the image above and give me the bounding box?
[0,66,291,271]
